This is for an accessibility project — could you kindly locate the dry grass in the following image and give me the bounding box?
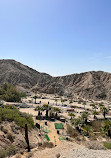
[15,154,22,158]
[91,120,104,132]
[42,142,54,148]
[56,153,61,158]
[1,126,8,134]
[7,132,14,142]
[26,152,34,158]
[85,141,106,150]
[67,124,78,138]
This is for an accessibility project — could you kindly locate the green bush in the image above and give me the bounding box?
[103,142,111,149]
[69,100,73,104]
[0,83,25,102]
[0,146,17,158]
[53,107,61,113]
[0,150,7,158]
[0,105,34,129]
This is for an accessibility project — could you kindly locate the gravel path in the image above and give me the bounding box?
[32,142,111,158]
[60,147,111,158]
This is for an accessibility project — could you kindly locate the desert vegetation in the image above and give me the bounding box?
[0,105,34,128]
[0,83,26,102]
[0,145,17,158]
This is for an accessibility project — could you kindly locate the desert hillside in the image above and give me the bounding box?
[0,59,111,101]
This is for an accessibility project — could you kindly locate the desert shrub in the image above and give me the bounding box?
[35,104,51,111]
[89,135,97,141]
[18,112,34,128]
[7,132,14,142]
[103,142,111,149]
[0,83,25,102]
[85,141,105,150]
[56,153,61,158]
[29,100,32,103]
[26,152,34,158]
[0,146,17,158]
[35,106,41,111]
[69,100,73,104]
[82,124,92,136]
[83,102,86,105]
[78,101,81,104]
[7,145,17,156]
[42,142,54,148]
[0,150,7,158]
[53,107,61,113]
[76,136,82,142]
[0,105,34,129]
[61,99,67,102]
[1,126,8,134]
[14,117,32,129]
[91,120,103,132]
[42,104,51,111]
[67,124,78,138]
[15,154,22,158]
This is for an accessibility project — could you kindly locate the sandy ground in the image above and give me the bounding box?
[11,140,111,158]
[20,108,67,146]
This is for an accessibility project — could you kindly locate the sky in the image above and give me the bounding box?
[0,0,111,76]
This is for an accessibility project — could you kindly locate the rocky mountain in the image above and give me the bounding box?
[0,59,111,101]
[0,59,52,89]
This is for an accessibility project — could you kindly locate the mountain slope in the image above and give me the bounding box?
[0,59,111,101]
[33,71,111,101]
[0,59,52,89]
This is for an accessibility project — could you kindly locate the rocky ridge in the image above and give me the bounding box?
[0,59,111,101]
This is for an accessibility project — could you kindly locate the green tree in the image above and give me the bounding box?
[33,96,37,104]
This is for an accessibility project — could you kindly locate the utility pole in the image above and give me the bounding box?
[25,124,30,152]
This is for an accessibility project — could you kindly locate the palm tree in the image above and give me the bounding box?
[81,111,89,124]
[102,120,111,137]
[74,117,82,127]
[82,124,92,136]
[100,106,109,119]
[93,105,97,111]
[74,117,83,133]
[42,104,51,111]
[33,95,37,104]
[35,106,42,111]
[90,104,96,110]
[55,99,58,106]
[98,103,104,112]
[53,107,61,113]
[68,113,75,120]
[92,111,99,119]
